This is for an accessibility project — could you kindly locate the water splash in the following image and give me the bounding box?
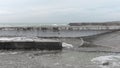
[62,42,73,49]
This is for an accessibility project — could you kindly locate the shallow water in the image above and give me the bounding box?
[0,49,118,68]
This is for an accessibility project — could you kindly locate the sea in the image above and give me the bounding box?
[0,23,67,27]
[0,23,119,68]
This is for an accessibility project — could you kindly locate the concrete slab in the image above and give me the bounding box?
[0,37,62,50]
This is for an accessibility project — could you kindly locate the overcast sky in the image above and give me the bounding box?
[0,0,120,23]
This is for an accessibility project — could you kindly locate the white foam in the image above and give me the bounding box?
[0,38,14,41]
[52,24,58,26]
[0,53,6,55]
[0,37,32,41]
[0,52,19,55]
[0,37,56,42]
[62,42,73,48]
[9,52,18,55]
[91,55,120,68]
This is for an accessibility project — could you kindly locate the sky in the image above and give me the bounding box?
[0,0,120,23]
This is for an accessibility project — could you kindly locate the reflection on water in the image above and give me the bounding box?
[0,49,118,68]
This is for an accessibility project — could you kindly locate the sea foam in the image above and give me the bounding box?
[62,42,73,48]
[91,55,120,68]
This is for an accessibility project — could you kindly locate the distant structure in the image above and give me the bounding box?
[68,21,120,26]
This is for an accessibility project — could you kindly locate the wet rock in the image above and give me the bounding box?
[102,62,109,66]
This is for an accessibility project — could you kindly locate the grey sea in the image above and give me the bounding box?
[0,50,118,68]
[0,23,119,68]
[0,23,67,27]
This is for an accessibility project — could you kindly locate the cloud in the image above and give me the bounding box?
[0,0,120,23]
[0,10,13,15]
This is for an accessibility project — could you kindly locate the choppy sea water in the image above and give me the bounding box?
[0,49,119,68]
[0,23,119,68]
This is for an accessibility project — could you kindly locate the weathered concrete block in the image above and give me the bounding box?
[0,37,62,50]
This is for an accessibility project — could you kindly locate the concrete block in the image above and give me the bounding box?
[0,37,62,50]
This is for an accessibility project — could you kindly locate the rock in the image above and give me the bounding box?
[102,62,109,66]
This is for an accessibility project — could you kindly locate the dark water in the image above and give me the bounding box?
[0,49,118,68]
